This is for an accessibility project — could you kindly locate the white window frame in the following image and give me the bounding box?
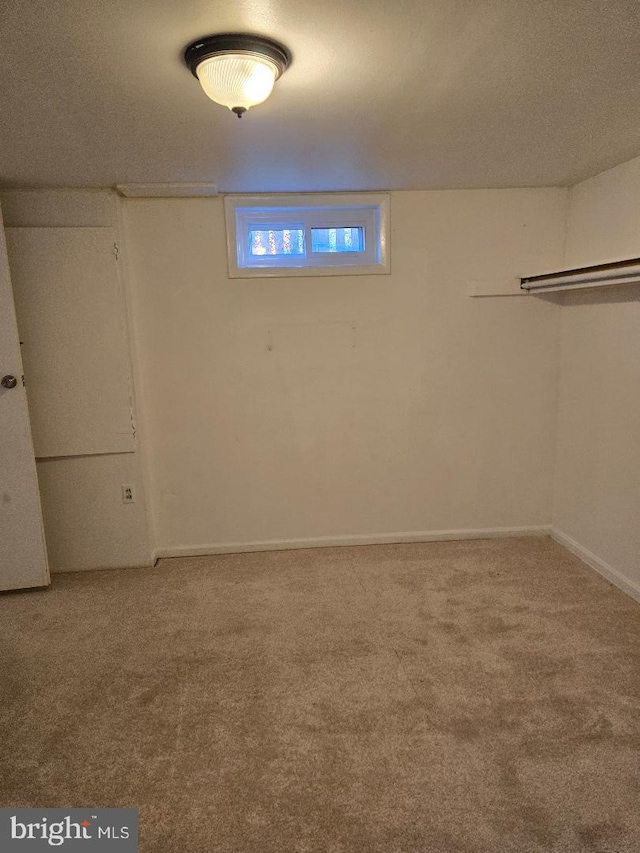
[224,193,390,278]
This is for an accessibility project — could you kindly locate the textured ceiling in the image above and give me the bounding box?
[1,0,640,192]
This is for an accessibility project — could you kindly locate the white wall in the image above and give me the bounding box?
[123,189,566,556]
[4,177,637,587]
[553,157,640,594]
[0,190,152,571]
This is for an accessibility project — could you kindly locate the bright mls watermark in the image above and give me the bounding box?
[0,809,138,851]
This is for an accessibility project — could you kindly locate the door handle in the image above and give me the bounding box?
[1,375,18,389]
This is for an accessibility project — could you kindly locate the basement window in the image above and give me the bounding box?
[224,193,390,278]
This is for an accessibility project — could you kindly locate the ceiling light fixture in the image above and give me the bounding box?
[184,33,291,118]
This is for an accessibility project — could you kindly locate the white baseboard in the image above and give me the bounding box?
[551,528,640,604]
[152,525,551,563]
[50,557,154,574]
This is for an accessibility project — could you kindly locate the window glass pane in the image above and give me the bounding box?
[227,195,389,276]
[249,228,305,257]
[311,227,364,253]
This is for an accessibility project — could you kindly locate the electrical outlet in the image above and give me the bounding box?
[121,484,136,504]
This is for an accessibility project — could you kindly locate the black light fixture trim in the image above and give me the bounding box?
[184,33,292,80]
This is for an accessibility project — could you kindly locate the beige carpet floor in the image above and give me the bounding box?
[1,536,639,852]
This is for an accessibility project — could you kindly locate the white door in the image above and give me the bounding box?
[0,206,50,591]
[5,228,134,458]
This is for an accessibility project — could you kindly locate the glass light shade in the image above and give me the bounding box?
[196,54,278,111]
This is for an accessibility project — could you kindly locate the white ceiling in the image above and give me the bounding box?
[2,0,640,192]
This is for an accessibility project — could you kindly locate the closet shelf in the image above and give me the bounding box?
[521,257,640,294]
